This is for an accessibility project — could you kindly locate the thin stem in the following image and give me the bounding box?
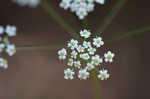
[91,69,102,99]
[105,26,150,44]
[16,44,64,50]
[40,0,80,40]
[95,0,128,35]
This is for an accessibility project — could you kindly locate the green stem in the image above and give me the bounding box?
[16,44,64,50]
[40,0,80,40]
[96,0,128,35]
[91,69,102,99]
[105,26,150,44]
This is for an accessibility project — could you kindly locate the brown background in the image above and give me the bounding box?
[0,0,150,99]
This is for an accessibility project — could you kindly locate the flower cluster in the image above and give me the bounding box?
[58,29,115,80]
[0,25,17,69]
[12,0,40,8]
[59,0,105,20]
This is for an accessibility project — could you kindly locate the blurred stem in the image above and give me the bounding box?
[82,18,88,29]
[91,69,102,99]
[105,26,150,43]
[96,0,128,35]
[16,44,64,50]
[40,0,80,39]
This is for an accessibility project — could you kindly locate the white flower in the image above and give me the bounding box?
[0,58,8,69]
[77,45,85,53]
[70,2,79,12]
[74,61,81,69]
[60,0,71,10]
[71,50,78,59]
[6,44,16,56]
[28,0,40,8]
[104,51,115,63]
[67,58,74,66]
[64,68,75,80]
[93,37,104,47]
[12,0,40,8]
[78,69,89,80]
[98,69,110,80]
[80,29,91,38]
[67,39,78,50]
[76,8,87,20]
[5,25,16,37]
[59,0,105,20]
[87,3,94,12]
[91,55,103,66]
[88,47,96,55]
[58,48,67,60]
[0,44,5,53]
[0,25,4,34]
[96,0,105,5]
[3,37,9,44]
[12,0,29,7]
[86,63,95,71]
[80,53,90,60]
[83,41,91,48]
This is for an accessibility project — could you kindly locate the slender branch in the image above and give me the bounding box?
[16,44,64,50]
[40,0,80,39]
[105,26,150,44]
[95,0,128,35]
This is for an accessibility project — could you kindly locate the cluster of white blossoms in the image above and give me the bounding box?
[12,0,40,8]
[58,29,115,80]
[59,0,105,20]
[0,25,17,69]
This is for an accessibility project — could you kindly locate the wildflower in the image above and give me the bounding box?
[96,0,105,5]
[12,0,40,8]
[78,69,90,80]
[93,37,104,47]
[86,63,95,71]
[6,44,16,56]
[98,69,110,80]
[104,51,115,63]
[64,68,75,79]
[87,3,94,12]
[0,44,5,52]
[80,53,90,60]
[0,58,8,69]
[83,41,91,48]
[58,48,67,60]
[58,29,115,80]
[74,61,81,69]
[91,55,103,66]
[76,45,85,53]
[28,0,40,7]
[67,39,78,50]
[80,29,91,38]
[5,25,16,37]
[0,26,4,34]
[71,50,78,59]
[59,0,105,20]
[59,0,71,10]
[88,47,96,55]
[67,58,74,66]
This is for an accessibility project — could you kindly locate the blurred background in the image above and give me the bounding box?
[0,0,150,99]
